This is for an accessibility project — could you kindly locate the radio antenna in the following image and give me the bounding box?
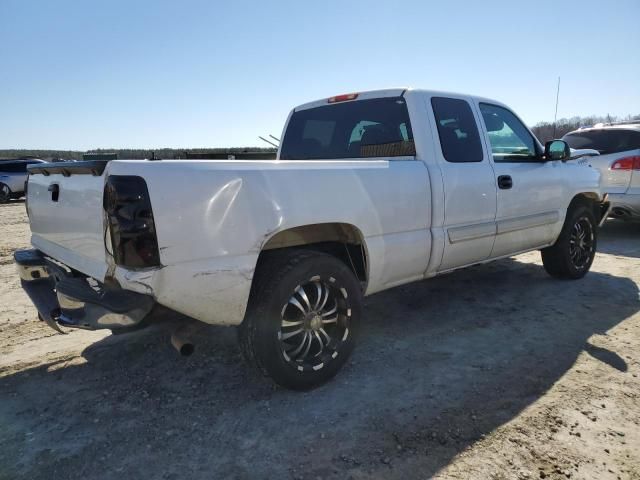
[552,76,561,139]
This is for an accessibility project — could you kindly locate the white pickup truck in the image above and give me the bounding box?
[16,88,608,390]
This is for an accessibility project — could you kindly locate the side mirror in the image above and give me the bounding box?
[544,140,570,161]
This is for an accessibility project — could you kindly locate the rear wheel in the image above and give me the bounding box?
[541,204,597,279]
[238,250,362,390]
[0,183,11,203]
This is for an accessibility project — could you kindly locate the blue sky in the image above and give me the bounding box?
[1,0,638,150]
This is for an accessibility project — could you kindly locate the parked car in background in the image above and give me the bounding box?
[16,88,609,390]
[0,158,45,203]
[563,122,640,220]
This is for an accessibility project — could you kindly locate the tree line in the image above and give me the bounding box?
[2,113,639,160]
[531,114,640,143]
[0,147,276,161]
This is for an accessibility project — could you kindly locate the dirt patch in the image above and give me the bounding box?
[0,201,638,479]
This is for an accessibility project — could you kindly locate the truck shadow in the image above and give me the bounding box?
[1,241,638,479]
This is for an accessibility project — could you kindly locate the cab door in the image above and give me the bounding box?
[428,96,498,271]
[475,102,565,258]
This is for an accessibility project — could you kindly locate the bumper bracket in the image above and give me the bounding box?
[15,249,154,333]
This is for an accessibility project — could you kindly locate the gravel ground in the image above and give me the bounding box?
[0,200,639,480]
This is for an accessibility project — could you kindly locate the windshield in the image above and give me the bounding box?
[280,97,415,160]
[563,129,640,154]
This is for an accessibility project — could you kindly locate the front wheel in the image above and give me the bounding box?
[541,204,597,279]
[0,183,11,204]
[238,250,362,390]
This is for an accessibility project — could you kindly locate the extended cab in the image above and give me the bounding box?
[16,88,608,389]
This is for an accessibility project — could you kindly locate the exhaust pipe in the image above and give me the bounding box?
[171,333,195,356]
[611,207,631,219]
[170,321,203,356]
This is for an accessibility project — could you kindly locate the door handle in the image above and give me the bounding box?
[48,183,60,202]
[497,175,513,190]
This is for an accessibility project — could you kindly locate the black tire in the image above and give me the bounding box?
[238,249,362,390]
[541,203,597,280]
[0,183,11,204]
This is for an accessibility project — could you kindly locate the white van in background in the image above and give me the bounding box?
[564,123,640,220]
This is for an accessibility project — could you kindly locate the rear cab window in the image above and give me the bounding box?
[431,97,484,163]
[563,129,640,154]
[280,97,416,160]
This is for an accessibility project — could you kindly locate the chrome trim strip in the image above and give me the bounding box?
[448,221,496,244]
[496,211,559,235]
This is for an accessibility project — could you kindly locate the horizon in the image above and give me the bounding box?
[1,0,638,150]
[2,111,637,153]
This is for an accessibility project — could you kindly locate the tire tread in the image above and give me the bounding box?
[238,249,359,389]
[541,202,597,280]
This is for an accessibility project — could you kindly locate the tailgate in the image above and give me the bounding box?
[27,161,109,280]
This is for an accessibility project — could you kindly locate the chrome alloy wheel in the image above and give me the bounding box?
[569,217,594,270]
[278,276,350,372]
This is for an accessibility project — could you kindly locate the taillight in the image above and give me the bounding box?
[328,93,359,103]
[610,156,640,170]
[104,175,160,268]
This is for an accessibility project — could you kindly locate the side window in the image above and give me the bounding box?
[480,103,538,162]
[431,97,484,163]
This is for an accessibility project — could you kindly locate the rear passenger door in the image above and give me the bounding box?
[476,103,565,257]
[429,96,498,271]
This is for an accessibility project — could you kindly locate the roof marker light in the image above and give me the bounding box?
[328,93,359,103]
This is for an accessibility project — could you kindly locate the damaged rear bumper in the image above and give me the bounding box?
[15,249,154,333]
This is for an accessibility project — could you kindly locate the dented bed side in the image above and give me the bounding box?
[29,158,432,326]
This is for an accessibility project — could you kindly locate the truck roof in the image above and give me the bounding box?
[293,87,509,112]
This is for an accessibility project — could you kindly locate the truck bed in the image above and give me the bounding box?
[26,158,432,325]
